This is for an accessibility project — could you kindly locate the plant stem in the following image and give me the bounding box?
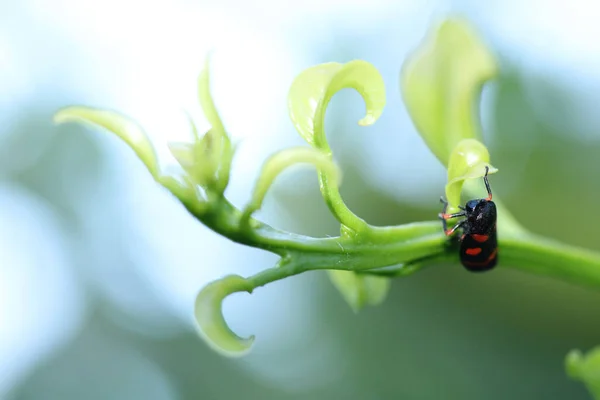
[196,196,445,254]
[192,195,600,293]
[191,193,600,359]
[502,234,600,289]
[317,170,369,235]
[362,234,600,291]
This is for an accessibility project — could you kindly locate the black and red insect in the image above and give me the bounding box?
[439,166,497,272]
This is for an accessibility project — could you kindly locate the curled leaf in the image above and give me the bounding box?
[243,147,341,218]
[401,17,497,166]
[288,60,386,152]
[328,270,390,312]
[566,348,600,399]
[54,107,160,178]
[444,138,497,213]
[194,275,255,357]
[286,60,380,233]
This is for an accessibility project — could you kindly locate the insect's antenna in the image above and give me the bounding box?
[483,166,492,201]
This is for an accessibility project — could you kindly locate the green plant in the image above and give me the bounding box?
[54,17,600,398]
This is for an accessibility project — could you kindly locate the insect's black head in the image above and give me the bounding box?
[465,199,482,215]
[465,199,497,232]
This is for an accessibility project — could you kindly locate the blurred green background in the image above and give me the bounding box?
[3,1,600,399]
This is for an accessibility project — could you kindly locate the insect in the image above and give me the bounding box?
[439,166,497,272]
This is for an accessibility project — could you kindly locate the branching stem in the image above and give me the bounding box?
[185,195,600,292]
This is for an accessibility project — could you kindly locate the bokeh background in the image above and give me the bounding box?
[2,0,600,399]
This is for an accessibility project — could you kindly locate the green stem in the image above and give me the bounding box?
[361,252,456,277]
[502,234,600,289]
[194,196,444,256]
[317,169,369,235]
[362,234,600,291]
[247,259,303,289]
[247,243,449,289]
[192,193,600,358]
[192,196,600,291]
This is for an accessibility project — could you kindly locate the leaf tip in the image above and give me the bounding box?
[53,107,76,125]
[52,106,161,178]
[401,17,497,166]
[357,114,378,127]
[194,275,255,357]
[288,60,385,149]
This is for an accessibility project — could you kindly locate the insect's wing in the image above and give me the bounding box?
[460,229,498,272]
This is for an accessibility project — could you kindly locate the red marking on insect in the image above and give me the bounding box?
[462,249,498,268]
[471,234,489,243]
[465,247,482,256]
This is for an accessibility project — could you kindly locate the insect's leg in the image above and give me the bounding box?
[439,211,466,219]
[444,219,466,236]
[439,197,466,231]
[438,197,466,220]
[439,197,449,232]
[483,165,492,201]
[440,197,466,212]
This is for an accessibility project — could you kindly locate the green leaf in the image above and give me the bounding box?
[167,142,195,170]
[210,131,234,193]
[401,17,498,166]
[183,109,201,141]
[328,270,390,312]
[286,60,383,233]
[198,54,226,135]
[444,138,497,213]
[566,348,600,399]
[196,56,233,192]
[288,60,386,152]
[167,130,233,191]
[54,107,160,178]
[194,275,255,357]
[243,146,341,220]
